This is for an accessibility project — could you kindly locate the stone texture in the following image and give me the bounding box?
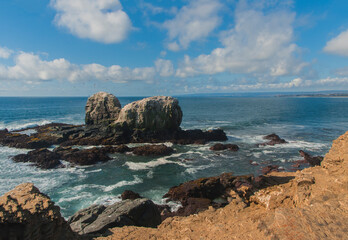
[85,92,121,125]
[69,199,161,235]
[115,96,182,132]
[0,183,78,240]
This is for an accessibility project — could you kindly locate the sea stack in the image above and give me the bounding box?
[114,96,183,132]
[85,92,122,125]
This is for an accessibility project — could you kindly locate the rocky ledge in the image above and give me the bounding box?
[0,92,227,169]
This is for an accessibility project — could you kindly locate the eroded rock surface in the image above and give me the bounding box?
[0,183,78,240]
[85,92,121,125]
[115,96,182,132]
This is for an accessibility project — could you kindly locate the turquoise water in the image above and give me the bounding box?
[0,96,347,217]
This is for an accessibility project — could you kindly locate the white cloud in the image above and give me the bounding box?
[0,46,13,59]
[163,0,222,51]
[51,0,132,44]
[324,29,348,57]
[155,59,174,77]
[176,1,308,79]
[0,52,157,83]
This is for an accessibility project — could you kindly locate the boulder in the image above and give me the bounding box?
[131,144,174,156]
[0,183,78,240]
[85,92,121,125]
[68,199,161,235]
[259,133,287,146]
[115,96,182,132]
[121,190,142,200]
[210,143,239,151]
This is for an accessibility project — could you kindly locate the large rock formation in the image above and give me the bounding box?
[85,92,121,125]
[114,96,182,132]
[68,199,161,236]
[0,183,78,240]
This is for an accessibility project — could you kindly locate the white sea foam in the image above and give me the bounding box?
[125,157,173,171]
[57,192,94,203]
[262,140,328,151]
[185,164,212,174]
[92,195,122,206]
[252,152,262,158]
[104,176,143,192]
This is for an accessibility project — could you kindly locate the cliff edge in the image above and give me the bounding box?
[96,131,348,240]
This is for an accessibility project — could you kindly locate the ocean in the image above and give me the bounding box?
[0,96,347,218]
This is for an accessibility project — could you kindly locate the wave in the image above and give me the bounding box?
[104,176,143,192]
[0,120,52,131]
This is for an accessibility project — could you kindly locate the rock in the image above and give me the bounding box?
[259,133,287,146]
[173,129,228,145]
[68,199,161,235]
[115,96,182,132]
[121,190,142,200]
[12,148,62,169]
[261,165,280,175]
[85,92,121,125]
[299,150,323,166]
[131,144,174,156]
[0,183,78,240]
[210,143,239,151]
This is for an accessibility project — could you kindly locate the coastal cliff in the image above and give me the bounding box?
[95,131,348,240]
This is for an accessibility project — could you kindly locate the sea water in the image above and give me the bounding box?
[0,96,347,218]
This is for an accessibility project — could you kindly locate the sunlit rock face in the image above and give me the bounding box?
[85,92,121,125]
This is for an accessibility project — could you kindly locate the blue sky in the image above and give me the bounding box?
[0,0,347,96]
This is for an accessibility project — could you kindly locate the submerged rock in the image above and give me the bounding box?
[131,144,174,156]
[12,148,62,169]
[210,143,239,151]
[0,183,78,240]
[259,133,287,146]
[85,92,121,125]
[68,199,161,235]
[114,96,182,132]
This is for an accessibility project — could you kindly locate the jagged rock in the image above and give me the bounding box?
[114,96,182,132]
[85,92,121,125]
[12,148,62,169]
[259,133,287,146]
[173,129,228,145]
[299,150,323,166]
[261,165,280,175]
[68,199,161,235]
[131,144,174,156]
[0,183,78,240]
[121,190,142,200]
[210,143,239,151]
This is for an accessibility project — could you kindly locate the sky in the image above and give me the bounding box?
[0,0,348,96]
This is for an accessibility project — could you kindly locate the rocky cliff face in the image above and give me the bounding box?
[114,96,182,131]
[85,92,121,125]
[0,183,78,240]
[95,131,348,240]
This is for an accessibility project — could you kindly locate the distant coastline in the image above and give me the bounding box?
[276,93,348,98]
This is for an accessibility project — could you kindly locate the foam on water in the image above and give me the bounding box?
[104,176,143,192]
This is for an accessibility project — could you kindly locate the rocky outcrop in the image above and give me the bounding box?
[259,133,287,146]
[0,183,78,240]
[85,92,121,125]
[114,96,182,132]
[121,190,142,201]
[131,144,174,156]
[95,132,348,240]
[12,148,62,169]
[68,199,161,236]
[210,143,239,151]
[299,150,323,166]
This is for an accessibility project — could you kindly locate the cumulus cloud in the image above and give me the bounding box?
[163,0,222,51]
[51,0,132,43]
[176,1,308,80]
[0,52,158,83]
[155,59,174,77]
[0,46,13,59]
[324,29,348,57]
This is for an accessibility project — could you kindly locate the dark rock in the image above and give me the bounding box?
[132,144,174,156]
[56,147,112,166]
[299,150,323,166]
[261,165,280,175]
[173,129,227,145]
[210,143,239,151]
[68,199,161,235]
[121,190,142,200]
[259,133,287,146]
[12,148,62,169]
